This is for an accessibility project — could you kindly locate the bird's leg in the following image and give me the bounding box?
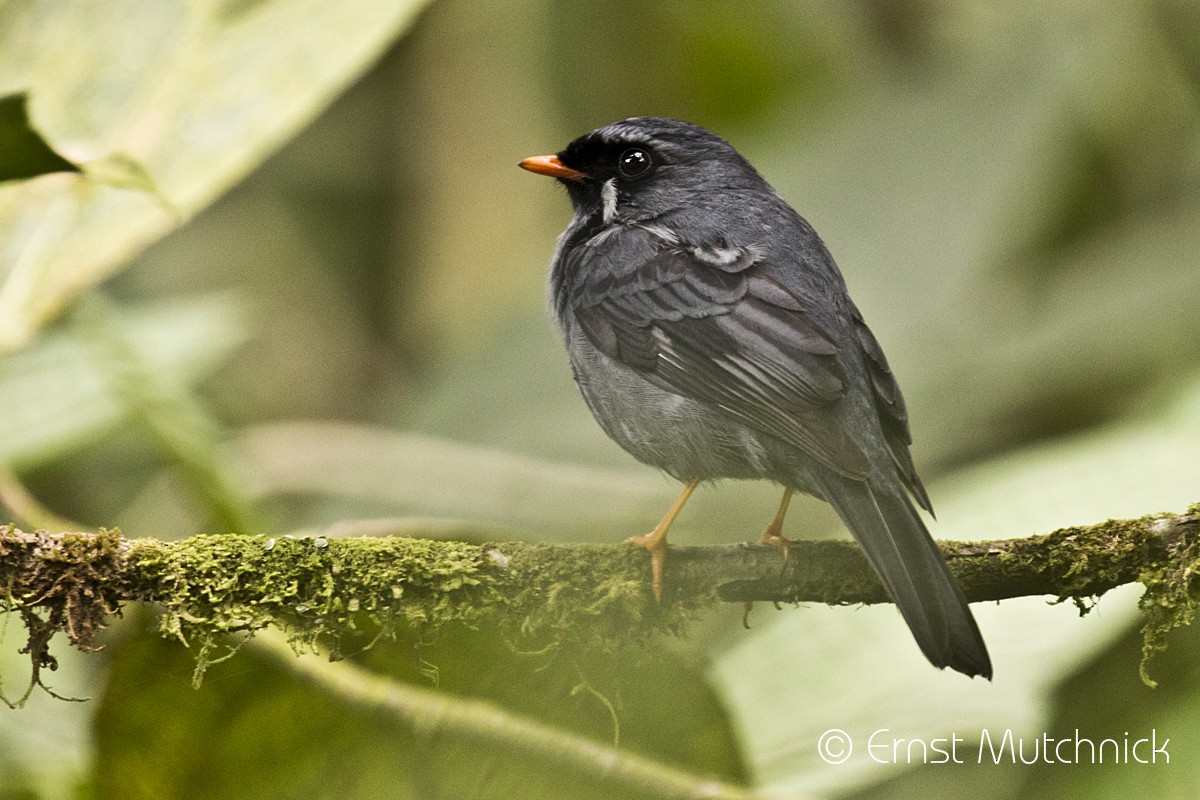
[758,488,794,558]
[627,478,701,600]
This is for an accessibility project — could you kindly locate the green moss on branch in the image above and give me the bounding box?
[1,504,1199,696]
[0,527,708,695]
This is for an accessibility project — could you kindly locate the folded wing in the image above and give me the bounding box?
[566,226,871,479]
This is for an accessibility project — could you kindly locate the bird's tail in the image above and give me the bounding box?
[812,475,992,679]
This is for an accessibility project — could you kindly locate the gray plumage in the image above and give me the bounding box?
[528,117,991,679]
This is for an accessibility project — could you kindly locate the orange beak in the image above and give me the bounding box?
[518,154,588,181]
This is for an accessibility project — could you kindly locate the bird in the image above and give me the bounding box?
[518,117,991,679]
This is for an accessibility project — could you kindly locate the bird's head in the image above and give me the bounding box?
[520,117,764,225]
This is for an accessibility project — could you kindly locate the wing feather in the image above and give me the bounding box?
[568,227,872,478]
[848,303,932,512]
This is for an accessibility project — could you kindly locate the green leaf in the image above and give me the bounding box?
[0,0,432,352]
[0,93,79,182]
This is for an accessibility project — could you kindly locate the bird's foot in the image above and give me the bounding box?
[740,522,792,627]
[626,530,667,601]
[758,520,791,558]
[758,520,792,571]
[758,488,794,574]
[628,479,701,602]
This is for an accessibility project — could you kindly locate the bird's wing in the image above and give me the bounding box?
[566,226,871,479]
[847,302,932,512]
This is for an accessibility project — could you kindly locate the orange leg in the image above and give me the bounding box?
[627,478,701,600]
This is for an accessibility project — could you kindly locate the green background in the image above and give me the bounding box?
[2,1,1200,797]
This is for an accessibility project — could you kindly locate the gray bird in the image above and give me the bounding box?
[519,117,991,679]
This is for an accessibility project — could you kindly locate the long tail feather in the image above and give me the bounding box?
[811,475,992,679]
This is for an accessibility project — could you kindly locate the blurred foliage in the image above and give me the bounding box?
[2,0,1200,798]
[546,0,843,131]
[94,616,745,800]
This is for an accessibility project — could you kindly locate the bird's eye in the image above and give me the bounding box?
[617,148,653,179]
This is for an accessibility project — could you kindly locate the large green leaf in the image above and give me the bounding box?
[0,0,430,352]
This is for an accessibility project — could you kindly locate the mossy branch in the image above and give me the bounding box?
[1,503,1199,698]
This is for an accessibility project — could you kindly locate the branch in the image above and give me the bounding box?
[1,503,1199,694]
